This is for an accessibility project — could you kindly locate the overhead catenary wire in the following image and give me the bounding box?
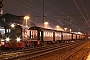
[73,0,90,29]
[47,0,90,32]
[16,0,82,31]
[45,11,79,30]
[80,0,90,27]
[12,2,80,30]
[22,0,89,32]
[16,0,86,32]
[49,0,80,24]
[44,0,81,31]
[6,0,88,32]
[13,0,42,14]
[80,0,89,18]
[28,0,35,3]
[47,0,80,25]
[44,11,80,31]
[23,0,43,12]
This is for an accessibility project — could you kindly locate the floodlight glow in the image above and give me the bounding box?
[44,22,49,28]
[11,24,15,27]
[24,16,30,20]
[64,28,67,31]
[44,22,48,25]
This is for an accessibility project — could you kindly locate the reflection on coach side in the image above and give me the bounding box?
[63,33,72,40]
[43,31,53,42]
[55,32,62,41]
[73,34,76,40]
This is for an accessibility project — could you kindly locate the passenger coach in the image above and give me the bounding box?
[29,26,85,44]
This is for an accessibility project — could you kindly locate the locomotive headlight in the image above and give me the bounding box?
[6,37,10,42]
[16,37,21,42]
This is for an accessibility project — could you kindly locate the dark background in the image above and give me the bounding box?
[3,0,90,33]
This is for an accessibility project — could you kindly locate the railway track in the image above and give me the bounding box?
[60,41,90,60]
[14,42,78,60]
[0,40,88,60]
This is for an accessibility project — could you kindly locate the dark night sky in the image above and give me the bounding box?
[3,0,90,33]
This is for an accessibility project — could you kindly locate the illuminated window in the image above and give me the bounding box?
[9,29,11,33]
[40,32,41,36]
[6,29,8,33]
[30,31,33,38]
[50,32,53,37]
[51,33,53,37]
[46,32,47,36]
[31,31,32,35]
[47,32,49,36]
[44,32,45,36]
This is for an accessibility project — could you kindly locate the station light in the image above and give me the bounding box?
[24,15,30,27]
[44,22,48,25]
[56,25,59,30]
[44,22,49,28]
[11,24,15,28]
[64,28,67,31]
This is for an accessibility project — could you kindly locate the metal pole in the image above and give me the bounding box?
[43,0,45,27]
[26,19,27,27]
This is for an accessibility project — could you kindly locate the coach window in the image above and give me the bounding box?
[31,31,33,38]
[44,32,47,37]
[40,31,41,37]
[50,32,53,37]
[51,33,53,37]
[44,32,45,37]
[46,32,47,36]
[47,32,49,36]
[33,30,37,38]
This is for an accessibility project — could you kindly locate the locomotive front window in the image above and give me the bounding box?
[6,29,11,33]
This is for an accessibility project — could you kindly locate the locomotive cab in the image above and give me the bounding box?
[4,24,23,49]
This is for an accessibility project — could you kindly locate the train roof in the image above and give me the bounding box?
[29,26,63,32]
[4,24,22,28]
[29,26,80,34]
